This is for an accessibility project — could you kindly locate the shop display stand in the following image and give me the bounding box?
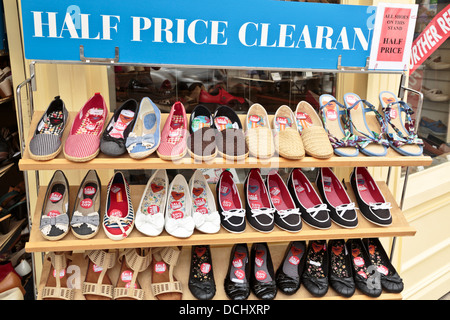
[16,54,432,300]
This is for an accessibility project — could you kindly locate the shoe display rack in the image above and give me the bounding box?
[16,52,432,300]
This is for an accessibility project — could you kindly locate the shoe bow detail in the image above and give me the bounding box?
[222,208,246,227]
[335,203,357,219]
[306,204,330,218]
[193,210,220,227]
[250,207,275,226]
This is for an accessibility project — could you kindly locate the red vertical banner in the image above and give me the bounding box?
[410,4,450,73]
[377,8,412,62]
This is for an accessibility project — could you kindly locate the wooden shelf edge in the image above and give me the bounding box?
[25,181,416,253]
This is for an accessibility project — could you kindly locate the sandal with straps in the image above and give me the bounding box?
[41,252,74,300]
[343,93,389,157]
[151,247,183,300]
[114,248,151,300]
[319,94,360,157]
[82,249,117,300]
[379,91,423,156]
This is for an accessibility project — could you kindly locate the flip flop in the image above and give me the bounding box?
[379,91,423,156]
[343,93,389,157]
[319,94,359,157]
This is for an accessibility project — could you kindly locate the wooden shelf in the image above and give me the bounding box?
[25,181,415,253]
[36,244,402,300]
[19,111,432,171]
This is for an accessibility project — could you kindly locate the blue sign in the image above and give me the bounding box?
[21,0,376,70]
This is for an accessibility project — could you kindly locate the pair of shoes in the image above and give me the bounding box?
[83,247,182,300]
[363,238,404,293]
[419,116,448,137]
[224,243,276,300]
[156,101,188,161]
[295,101,334,159]
[346,238,400,297]
[101,97,161,159]
[245,169,302,233]
[316,166,393,228]
[188,245,216,300]
[187,104,248,161]
[29,96,69,161]
[40,170,102,241]
[301,239,355,297]
[64,93,108,162]
[218,169,301,234]
[319,93,389,157]
[302,239,357,297]
[135,169,220,238]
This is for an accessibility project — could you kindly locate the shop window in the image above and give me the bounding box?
[408,0,450,174]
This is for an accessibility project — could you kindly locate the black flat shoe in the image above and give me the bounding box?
[350,167,392,227]
[250,242,277,300]
[364,238,404,293]
[328,239,355,297]
[188,245,216,300]
[287,168,331,230]
[347,238,382,297]
[224,243,250,300]
[244,169,275,233]
[316,168,358,228]
[275,241,306,295]
[302,240,329,297]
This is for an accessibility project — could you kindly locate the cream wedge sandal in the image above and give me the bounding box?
[41,252,74,300]
[82,249,117,300]
[114,248,151,300]
[151,247,183,300]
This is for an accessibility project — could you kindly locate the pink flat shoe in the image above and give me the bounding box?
[64,93,108,162]
[157,101,188,161]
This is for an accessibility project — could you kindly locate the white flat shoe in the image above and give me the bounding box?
[189,169,221,234]
[165,174,195,238]
[135,169,168,236]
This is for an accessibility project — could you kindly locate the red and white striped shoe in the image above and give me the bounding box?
[103,171,134,240]
[63,93,108,162]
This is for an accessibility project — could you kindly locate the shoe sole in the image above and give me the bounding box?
[63,148,100,162]
[188,147,218,162]
[29,144,62,161]
[156,148,187,161]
